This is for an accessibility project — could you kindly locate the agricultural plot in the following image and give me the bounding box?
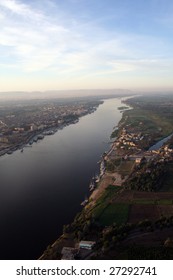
[97,185,122,203]
[133,191,173,200]
[128,204,160,223]
[128,204,173,224]
[123,101,173,137]
[97,203,130,226]
[91,185,129,226]
[117,190,173,223]
[118,160,135,177]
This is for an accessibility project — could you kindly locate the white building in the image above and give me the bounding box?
[79,241,96,250]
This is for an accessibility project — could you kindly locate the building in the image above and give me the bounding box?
[79,241,96,250]
[0,137,9,143]
[135,158,142,164]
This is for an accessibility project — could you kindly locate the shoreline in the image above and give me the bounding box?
[0,96,135,257]
[39,94,173,260]
[39,104,125,260]
[0,105,99,158]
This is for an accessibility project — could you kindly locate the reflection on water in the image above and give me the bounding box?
[0,97,123,259]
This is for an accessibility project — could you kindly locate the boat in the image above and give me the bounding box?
[95,174,100,183]
[100,160,106,176]
[80,197,88,207]
[21,148,23,152]
[37,134,44,140]
[43,130,54,135]
[89,181,95,191]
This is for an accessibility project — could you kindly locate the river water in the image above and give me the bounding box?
[149,133,173,151]
[0,97,124,260]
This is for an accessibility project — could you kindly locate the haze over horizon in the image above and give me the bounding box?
[0,0,173,98]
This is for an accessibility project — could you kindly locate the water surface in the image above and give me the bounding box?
[0,97,124,259]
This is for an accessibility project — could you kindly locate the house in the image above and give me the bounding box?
[135,158,142,164]
[79,241,96,250]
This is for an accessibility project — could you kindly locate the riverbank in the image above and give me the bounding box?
[39,94,173,260]
[0,97,126,260]
[0,102,101,158]
[39,100,133,260]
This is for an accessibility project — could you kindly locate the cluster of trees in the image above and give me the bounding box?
[128,246,173,260]
[137,216,173,232]
[62,210,102,241]
[94,215,173,258]
[96,223,135,253]
[124,159,166,191]
[155,215,173,229]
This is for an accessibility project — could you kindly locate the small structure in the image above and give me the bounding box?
[135,157,142,164]
[79,241,96,250]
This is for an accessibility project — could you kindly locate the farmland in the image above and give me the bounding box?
[92,188,173,225]
[40,94,173,260]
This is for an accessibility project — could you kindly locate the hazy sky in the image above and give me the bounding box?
[0,0,173,92]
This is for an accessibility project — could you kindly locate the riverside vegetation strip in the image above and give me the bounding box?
[40,93,173,260]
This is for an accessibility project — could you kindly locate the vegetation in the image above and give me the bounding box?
[97,203,129,226]
[124,159,167,191]
[127,246,173,260]
[160,162,173,191]
[118,106,129,110]
[110,128,119,138]
[90,185,122,221]
[106,158,134,175]
[40,94,173,260]
[118,160,135,176]
[120,95,173,149]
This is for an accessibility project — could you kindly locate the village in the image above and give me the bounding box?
[39,109,173,260]
[39,95,173,260]
[0,99,102,156]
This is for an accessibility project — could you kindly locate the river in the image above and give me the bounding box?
[149,133,173,151]
[0,97,125,260]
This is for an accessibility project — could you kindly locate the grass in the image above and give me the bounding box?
[97,185,121,203]
[118,160,135,176]
[158,199,173,205]
[123,107,173,137]
[91,185,122,221]
[106,158,121,172]
[106,159,134,175]
[97,203,130,226]
[111,129,119,139]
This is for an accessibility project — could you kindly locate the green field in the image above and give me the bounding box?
[91,185,123,223]
[97,203,130,226]
[97,185,121,203]
[124,96,173,138]
[120,102,173,150]
[91,185,129,226]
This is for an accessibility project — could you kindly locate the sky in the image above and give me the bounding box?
[0,0,173,94]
